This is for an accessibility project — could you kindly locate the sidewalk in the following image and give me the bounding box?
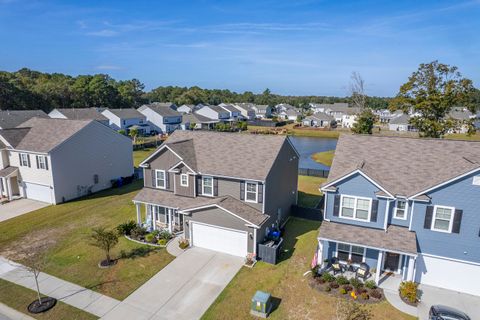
[0,303,35,320]
[383,289,418,317]
[0,257,120,318]
[166,235,185,257]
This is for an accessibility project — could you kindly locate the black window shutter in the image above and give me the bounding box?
[258,184,263,203]
[165,172,170,189]
[36,155,39,169]
[27,154,31,167]
[18,153,22,166]
[424,206,434,229]
[333,195,341,217]
[151,170,156,188]
[370,200,379,222]
[213,178,218,196]
[240,181,245,200]
[452,209,463,234]
[45,157,49,170]
[196,176,202,195]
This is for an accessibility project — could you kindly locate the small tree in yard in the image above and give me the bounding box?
[334,299,372,320]
[129,127,139,144]
[351,109,376,134]
[89,227,119,267]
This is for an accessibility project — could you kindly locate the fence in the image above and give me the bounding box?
[291,204,323,221]
[247,120,291,127]
[298,168,329,178]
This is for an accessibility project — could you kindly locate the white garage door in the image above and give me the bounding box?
[191,222,248,257]
[24,182,52,203]
[416,254,480,296]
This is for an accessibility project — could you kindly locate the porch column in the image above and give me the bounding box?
[6,177,12,201]
[406,256,415,281]
[317,240,324,267]
[375,251,384,285]
[168,209,173,232]
[135,203,141,225]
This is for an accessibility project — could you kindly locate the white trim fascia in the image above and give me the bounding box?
[0,135,12,148]
[334,242,367,263]
[253,228,257,255]
[320,169,394,198]
[393,199,408,220]
[154,169,167,189]
[131,200,179,210]
[262,180,266,214]
[318,236,417,257]
[408,200,415,231]
[419,253,480,267]
[339,194,372,222]
[180,173,189,187]
[139,144,183,167]
[179,203,260,228]
[430,205,455,233]
[409,167,480,199]
[201,176,214,197]
[168,160,196,174]
[10,149,49,156]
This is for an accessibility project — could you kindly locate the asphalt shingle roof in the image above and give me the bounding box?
[53,108,108,121]
[0,110,49,129]
[105,108,145,119]
[138,103,181,117]
[326,134,480,197]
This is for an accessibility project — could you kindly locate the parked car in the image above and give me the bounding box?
[429,305,471,320]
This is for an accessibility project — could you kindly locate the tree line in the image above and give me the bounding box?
[0,68,390,112]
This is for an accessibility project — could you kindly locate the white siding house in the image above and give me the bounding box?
[101,108,148,132]
[138,103,182,134]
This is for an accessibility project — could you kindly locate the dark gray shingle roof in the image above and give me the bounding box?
[0,110,49,129]
[138,103,181,117]
[53,108,108,121]
[105,108,145,119]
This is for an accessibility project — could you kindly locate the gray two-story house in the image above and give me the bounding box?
[134,130,298,258]
[318,134,480,296]
[138,103,182,134]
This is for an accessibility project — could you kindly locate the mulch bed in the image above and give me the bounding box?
[98,259,117,269]
[308,277,385,304]
[28,297,57,314]
[398,292,418,307]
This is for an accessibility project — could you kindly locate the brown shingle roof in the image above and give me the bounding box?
[318,221,417,255]
[0,166,18,178]
[327,134,480,197]
[162,130,290,181]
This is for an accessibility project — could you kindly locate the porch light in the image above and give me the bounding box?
[249,232,253,239]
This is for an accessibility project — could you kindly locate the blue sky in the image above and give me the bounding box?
[0,0,479,96]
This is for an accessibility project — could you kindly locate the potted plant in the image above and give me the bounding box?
[244,253,257,267]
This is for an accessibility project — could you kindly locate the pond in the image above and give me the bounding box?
[288,136,337,170]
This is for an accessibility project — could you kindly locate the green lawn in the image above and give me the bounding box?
[310,150,335,167]
[0,181,174,300]
[0,279,97,320]
[297,175,326,208]
[202,218,415,320]
[247,124,342,138]
[445,132,480,141]
[133,148,155,167]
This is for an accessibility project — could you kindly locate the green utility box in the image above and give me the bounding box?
[250,291,272,318]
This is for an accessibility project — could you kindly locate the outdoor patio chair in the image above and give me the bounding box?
[355,263,370,281]
[331,258,344,275]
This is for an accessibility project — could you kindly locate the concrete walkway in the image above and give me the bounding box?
[0,199,49,223]
[166,235,185,257]
[383,289,417,317]
[0,303,35,320]
[0,257,120,318]
[101,247,243,320]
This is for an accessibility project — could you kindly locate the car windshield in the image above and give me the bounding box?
[439,314,468,320]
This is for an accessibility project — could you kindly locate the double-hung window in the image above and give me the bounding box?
[394,199,407,220]
[431,205,454,233]
[19,153,30,167]
[336,243,365,263]
[202,176,213,196]
[245,182,258,203]
[340,195,371,221]
[180,174,188,187]
[155,170,166,189]
[36,155,48,170]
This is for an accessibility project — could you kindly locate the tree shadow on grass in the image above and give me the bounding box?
[297,191,322,208]
[118,246,157,260]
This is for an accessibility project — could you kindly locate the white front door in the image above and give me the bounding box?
[191,222,248,257]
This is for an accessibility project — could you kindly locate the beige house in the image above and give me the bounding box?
[0,118,133,204]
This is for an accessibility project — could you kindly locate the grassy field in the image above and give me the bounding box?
[0,181,174,300]
[133,148,155,167]
[247,124,342,138]
[202,218,415,320]
[311,150,335,167]
[0,279,97,320]
[297,176,326,208]
[445,132,480,141]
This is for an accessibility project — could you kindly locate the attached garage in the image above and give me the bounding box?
[416,254,480,296]
[23,182,52,203]
[191,222,248,257]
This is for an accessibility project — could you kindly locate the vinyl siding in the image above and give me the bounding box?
[144,147,180,191]
[411,171,480,263]
[10,151,54,188]
[174,165,195,197]
[216,177,263,211]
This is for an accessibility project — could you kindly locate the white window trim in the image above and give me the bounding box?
[335,243,366,263]
[473,175,480,186]
[155,170,166,189]
[37,155,47,170]
[339,194,372,222]
[20,153,29,167]
[393,199,408,220]
[245,181,258,203]
[180,173,189,187]
[431,205,455,233]
[202,176,214,197]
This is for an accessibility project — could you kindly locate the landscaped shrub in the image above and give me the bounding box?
[342,285,353,292]
[369,289,382,299]
[399,281,418,304]
[158,230,173,240]
[339,287,347,295]
[356,288,367,295]
[325,286,331,292]
[336,276,350,285]
[145,234,155,243]
[317,278,326,284]
[349,278,363,290]
[157,239,168,246]
[178,237,189,249]
[321,273,336,282]
[130,226,147,239]
[329,282,339,289]
[365,280,377,289]
[360,292,369,300]
[116,221,137,235]
[151,230,160,238]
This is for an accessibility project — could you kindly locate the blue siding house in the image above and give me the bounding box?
[317,134,480,296]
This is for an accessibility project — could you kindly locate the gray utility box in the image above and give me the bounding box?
[257,238,283,265]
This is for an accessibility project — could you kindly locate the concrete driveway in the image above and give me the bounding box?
[0,199,49,223]
[418,284,480,320]
[101,247,243,320]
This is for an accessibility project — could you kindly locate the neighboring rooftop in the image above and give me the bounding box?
[220,104,240,113]
[307,112,334,121]
[181,113,218,124]
[104,108,145,119]
[389,114,410,125]
[326,134,480,197]
[0,117,91,153]
[0,110,49,129]
[138,103,181,117]
[144,130,293,181]
[51,108,108,121]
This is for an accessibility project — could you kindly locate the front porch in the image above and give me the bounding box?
[0,167,21,202]
[134,202,184,234]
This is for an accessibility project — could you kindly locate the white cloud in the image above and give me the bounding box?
[87,29,118,37]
